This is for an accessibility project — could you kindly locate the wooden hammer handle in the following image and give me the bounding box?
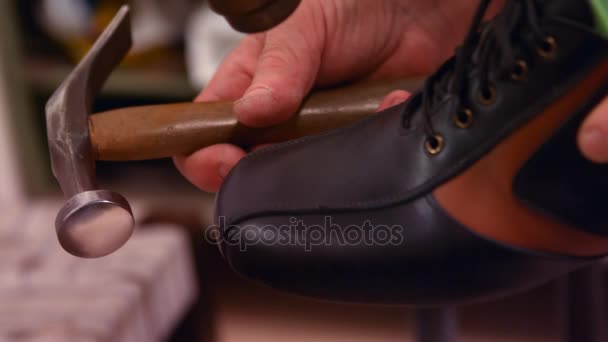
[89,78,419,161]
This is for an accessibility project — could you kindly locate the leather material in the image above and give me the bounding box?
[542,0,595,25]
[218,14,608,224]
[434,63,608,257]
[215,0,608,304]
[219,195,591,305]
[514,83,608,236]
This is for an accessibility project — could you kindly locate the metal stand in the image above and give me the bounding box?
[415,308,458,342]
[558,264,608,342]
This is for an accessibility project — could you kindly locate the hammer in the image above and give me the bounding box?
[46,6,419,258]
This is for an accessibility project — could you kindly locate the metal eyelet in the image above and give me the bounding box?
[454,108,474,129]
[537,36,557,59]
[477,84,497,106]
[425,133,445,155]
[510,59,528,81]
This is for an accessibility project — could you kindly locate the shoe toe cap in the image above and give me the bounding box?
[215,198,590,305]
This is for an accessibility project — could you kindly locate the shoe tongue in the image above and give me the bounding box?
[540,0,596,28]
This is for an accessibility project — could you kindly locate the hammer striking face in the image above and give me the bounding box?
[46,6,135,258]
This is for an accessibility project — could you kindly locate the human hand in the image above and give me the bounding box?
[175,0,504,192]
[578,97,608,163]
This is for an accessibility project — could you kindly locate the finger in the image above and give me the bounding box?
[376,90,411,112]
[234,6,325,127]
[182,36,262,193]
[578,97,608,163]
[196,34,265,102]
[174,144,246,193]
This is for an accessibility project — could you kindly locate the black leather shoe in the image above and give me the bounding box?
[215,0,608,305]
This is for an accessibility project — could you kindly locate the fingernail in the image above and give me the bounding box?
[234,87,280,126]
[580,127,608,162]
[235,87,273,108]
[218,163,232,179]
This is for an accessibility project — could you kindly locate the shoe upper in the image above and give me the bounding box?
[215,0,608,305]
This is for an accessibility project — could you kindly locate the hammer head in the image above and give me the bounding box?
[46,6,134,258]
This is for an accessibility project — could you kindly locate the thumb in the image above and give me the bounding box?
[578,97,608,163]
[234,7,324,127]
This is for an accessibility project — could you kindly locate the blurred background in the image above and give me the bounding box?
[0,0,606,341]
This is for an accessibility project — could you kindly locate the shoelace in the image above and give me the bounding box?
[402,0,556,153]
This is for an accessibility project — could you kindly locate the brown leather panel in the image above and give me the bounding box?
[434,62,608,256]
